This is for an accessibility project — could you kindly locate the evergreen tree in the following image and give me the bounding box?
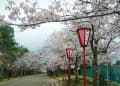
[0,25,28,64]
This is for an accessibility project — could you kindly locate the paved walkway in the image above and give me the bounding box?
[1,75,56,86]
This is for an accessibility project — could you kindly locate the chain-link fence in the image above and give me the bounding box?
[99,65,120,84]
[80,64,120,84]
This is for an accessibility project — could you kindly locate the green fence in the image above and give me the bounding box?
[80,68,92,78]
[80,65,120,84]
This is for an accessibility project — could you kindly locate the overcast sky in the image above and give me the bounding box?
[0,0,65,52]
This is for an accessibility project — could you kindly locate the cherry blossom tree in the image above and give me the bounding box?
[44,30,94,81]
[15,52,46,72]
[3,0,119,28]
[3,0,120,86]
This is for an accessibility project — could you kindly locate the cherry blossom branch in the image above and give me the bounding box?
[98,34,120,54]
[8,10,120,27]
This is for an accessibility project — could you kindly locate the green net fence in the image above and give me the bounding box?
[80,65,120,84]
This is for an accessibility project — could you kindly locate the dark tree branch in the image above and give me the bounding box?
[106,36,113,51]
[90,24,95,53]
[79,0,91,4]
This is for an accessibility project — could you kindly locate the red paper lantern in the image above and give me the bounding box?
[77,28,91,47]
[66,48,73,58]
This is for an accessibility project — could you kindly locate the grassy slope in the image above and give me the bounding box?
[0,78,17,84]
[50,75,120,86]
[50,75,92,86]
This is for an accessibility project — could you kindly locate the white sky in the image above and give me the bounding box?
[0,0,65,52]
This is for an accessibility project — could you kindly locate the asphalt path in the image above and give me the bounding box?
[1,74,56,86]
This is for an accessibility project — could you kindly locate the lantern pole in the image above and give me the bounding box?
[77,27,92,86]
[68,57,71,86]
[61,55,66,80]
[66,48,73,86]
[83,47,86,86]
[63,59,65,80]
[64,58,66,80]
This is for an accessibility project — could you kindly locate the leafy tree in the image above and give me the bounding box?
[0,25,28,64]
[0,25,16,51]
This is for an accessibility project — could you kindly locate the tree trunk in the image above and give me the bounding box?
[92,50,98,86]
[90,24,98,86]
